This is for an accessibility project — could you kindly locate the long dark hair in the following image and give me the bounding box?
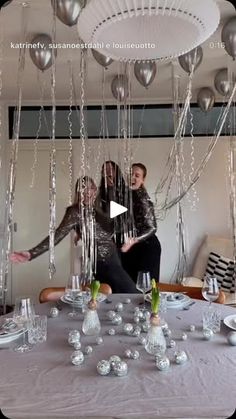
[99,161,127,210]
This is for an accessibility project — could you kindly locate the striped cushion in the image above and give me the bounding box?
[204,252,235,293]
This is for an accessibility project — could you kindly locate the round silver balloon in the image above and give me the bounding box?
[111,75,128,102]
[214,68,231,96]
[92,49,113,68]
[197,87,215,113]
[30,34,56,72]
[222,17,236,60]
[178,46,203,74]
[134,61,157,88]
[51,0,86,27]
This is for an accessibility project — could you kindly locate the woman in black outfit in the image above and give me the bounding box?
[10,176,137,294]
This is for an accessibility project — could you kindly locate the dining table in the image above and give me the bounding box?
[0,293,235,419]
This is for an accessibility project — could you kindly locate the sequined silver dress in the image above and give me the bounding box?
[29,205,115,262]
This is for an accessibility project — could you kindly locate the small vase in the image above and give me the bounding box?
[145,314,166,356]
[82,307,101,336]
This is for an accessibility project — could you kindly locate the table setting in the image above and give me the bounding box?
[0,277,236,419]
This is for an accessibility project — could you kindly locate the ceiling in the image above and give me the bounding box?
[0,0,235,104]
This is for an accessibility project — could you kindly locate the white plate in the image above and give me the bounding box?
[61,292,107,306]
[0,318,23,338]
[145,292,191,308]
[0,329,24,345]
[223,314,236,331]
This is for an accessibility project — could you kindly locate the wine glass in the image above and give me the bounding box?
[65,274,81,318]
[136,271,152,308]
[202,276,219,307]
[13,297,35,353]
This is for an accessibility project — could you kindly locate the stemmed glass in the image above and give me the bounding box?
[13,297,35,353]
[136,271,152,308]
[202,276,220,307]
[66,274,81,318]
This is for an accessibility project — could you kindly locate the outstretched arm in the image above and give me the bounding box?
[10,206,80,263]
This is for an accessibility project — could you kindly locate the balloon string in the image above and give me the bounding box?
[67,60,73,205]
[0,3,29,311]
[49,0,57,280]
[187,105,199,211]
[94,67,106,186]
[0,11,3,177]
[29,71,45,189]
[164,82,236,211]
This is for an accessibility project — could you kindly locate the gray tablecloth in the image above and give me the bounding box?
[0,295,235,419]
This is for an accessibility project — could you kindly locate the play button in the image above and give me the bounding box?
[110,201,128,218]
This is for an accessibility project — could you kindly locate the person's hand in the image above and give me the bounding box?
[9,251,31,263]
[121,237,138,253]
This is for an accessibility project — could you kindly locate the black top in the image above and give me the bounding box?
[132,187,157,242]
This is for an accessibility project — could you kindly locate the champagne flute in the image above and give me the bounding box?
[13,297,35,353]
[202,276,219,308]
[66,274,81,318]
[136,271,152,308]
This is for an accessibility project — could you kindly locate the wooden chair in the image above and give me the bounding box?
[158,282,225,304]
[39,283,112,303]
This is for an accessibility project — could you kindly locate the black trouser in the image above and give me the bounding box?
[96,251,137,293]
[121,235,161,283]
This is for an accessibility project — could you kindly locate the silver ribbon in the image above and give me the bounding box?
[0,4,29,312]
[49,0,57,279]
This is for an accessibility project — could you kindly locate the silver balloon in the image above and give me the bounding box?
[51,0,86,27]
[111,75,128,102]
[197,87,215,113]
[214,68,231,96]
[30,34,56,72]
[92,49,113,68]
[178,46,203,74]
[222,17,236,60]
[134,61,157,88]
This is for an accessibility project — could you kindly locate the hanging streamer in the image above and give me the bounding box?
[67,60,73,205]
[187,106,199,210]
[48,0,57,280]
[0,13,3,177]
[29,71,46,189]
[94,67,106,187]
[171,62,188,283]
[79,47,97,284]
[229,136,236,300]
[164,84,236,211]
[0,3,29,313]
[154,67,236,218]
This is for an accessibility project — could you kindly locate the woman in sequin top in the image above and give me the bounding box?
[10,176,137,293]
[121,163,161,283]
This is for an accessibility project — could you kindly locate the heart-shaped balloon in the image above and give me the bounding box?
[111,75,128,102]
[30,34,56,72]
[214,68,231,96]
[51,0,86,27]
[197,87,215,112]
[178,46,203,74]
[134,61,157,88]
[92,49,113,68]
[222,17,236,60]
